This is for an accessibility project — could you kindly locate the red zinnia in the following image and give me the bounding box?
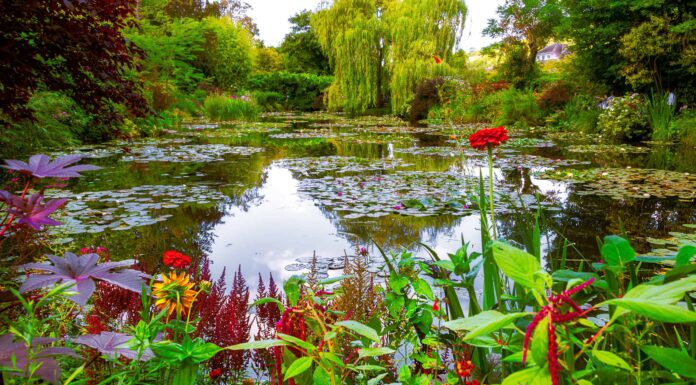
[163,250,191,269]
[209,368,222,379]
[468,126,509,150]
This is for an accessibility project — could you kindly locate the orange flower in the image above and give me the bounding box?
[153,271,196,318]
[433,55,442,64]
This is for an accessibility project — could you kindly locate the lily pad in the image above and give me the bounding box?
[279,156,411,178]
[120,144,263,163]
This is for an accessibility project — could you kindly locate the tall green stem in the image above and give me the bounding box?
[487,145,497,239]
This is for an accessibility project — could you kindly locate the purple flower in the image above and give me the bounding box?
[18,252,150,307]
[75,332,153,361]
[2,154,100,179]
[4,192,67,230]
[393,204,402,210]
[359,247,368,256]
[337,191,343,197]
[0,334,79,384]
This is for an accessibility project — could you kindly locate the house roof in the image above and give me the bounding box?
[538,43,568,56]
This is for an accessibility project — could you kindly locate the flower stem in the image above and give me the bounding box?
[487,145,497,239]
[0,180,32,236]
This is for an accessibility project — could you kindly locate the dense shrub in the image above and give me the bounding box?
[253,91,286,112]
[498,88,543,127]
[671,110,696,145]
[537,81,574,112]
[558,95,601,133]
[246,72,333,111]
[597,94,649,140]
[203,95,258,121]
[409,78,444,125]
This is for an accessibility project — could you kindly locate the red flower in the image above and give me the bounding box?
[163,250,191,269]
[456,360,475,378]
[432,300,439,311]
[468,126,509,150]
[433,55,443,64]
[209,368,222,379]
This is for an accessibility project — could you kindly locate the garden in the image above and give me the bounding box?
[0,1,695,385]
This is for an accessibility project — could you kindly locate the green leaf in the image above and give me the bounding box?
[278,333,315,352]
[318,275,354,285]
[358,347,395,359]
[398,364,412,381]
[251,297,285,313]
[601,235,635,266]
[593,350,632,371]
[228,339,288,350]
[389,272,409,294]
[353,365,387,371]
[531,316,549,367]
[313,366,332,385]
[641,345,696,378]
[602,298,696,323]
[412,278,434,300]
[284,356,313,380]
[501,366,552,385]
[190,340,222,363]
[443,311,530,341]
[675,245,696,266]
[492,241,544,291]
[335,320,380,342]
[284,275,304,307]
[367,373,388,385]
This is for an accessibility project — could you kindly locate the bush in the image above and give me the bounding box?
[597,94,649,140]
[409,78,444,125]
[203,94,259,121]
[557,94,601,133]
[246,72,333,111]
[671,110,696,145]
[537,81,574,112]
[646,92,677,141]
[253,91,286,112]
[498,88,543,127]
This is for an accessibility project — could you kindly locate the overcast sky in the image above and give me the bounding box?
[246,0,504,51]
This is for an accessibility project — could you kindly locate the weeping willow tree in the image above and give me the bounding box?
[312,0,466,115]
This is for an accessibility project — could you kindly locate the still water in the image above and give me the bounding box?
[46,113,696,293]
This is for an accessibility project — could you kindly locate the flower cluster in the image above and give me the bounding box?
[468,126,509,151]
[163,250,191,269]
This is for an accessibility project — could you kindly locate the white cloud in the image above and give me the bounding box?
[246,0,503,50]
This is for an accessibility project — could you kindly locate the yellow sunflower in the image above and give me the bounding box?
[152,271,197,318]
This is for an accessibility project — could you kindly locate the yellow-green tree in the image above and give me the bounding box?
[312,0,466,115]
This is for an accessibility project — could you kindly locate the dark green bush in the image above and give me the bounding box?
[498,88,543,127]
[246,72,333,111]
[253,91,285,112]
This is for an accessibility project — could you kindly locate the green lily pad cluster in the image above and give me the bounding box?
[269,130,356,139]
[642,224,696,257]
[566,144,651,154]
[395,146,473,157]
[296,171,487,219]
[504,138,555,148]
[354,126,436,135]
[279,156,412,177]
[50,184,226,234]
[120,144,264,163]
[332,133,416,144]
[192,127,282,138]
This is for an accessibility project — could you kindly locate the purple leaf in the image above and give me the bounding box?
[18,252,150,307]
[7,193,67,230]
[75,332,153,361]
[0,333,79,384]
[2,154,100,179]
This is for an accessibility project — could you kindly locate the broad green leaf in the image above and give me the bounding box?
[313,366,332,385]
[335,320,380,342]
[284,275,304,307]
[353,365,387,371]
[602,298,696,323]
[318,275,354,285]
[412,278,434,300]
[278,333,315,352]
[251,297,284,313]
[609,276,696,319]
[284,356,313,380]
[367,373,388,385]
[320,352,345,368]
[398,364,412,381]
[444,311,529,341]
[601,236,635,266]
[531,317,549,367]
[502,351,524,363]
[592,350,632,371]
[675,245,696,266]
[501,366,552,385]
[492,241,544,291]
[358,347,395,359]
[228,339,288,350]
[389,272,409,294]
[641,345,696,378]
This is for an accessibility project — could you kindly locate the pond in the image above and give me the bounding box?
[46,113,696,292]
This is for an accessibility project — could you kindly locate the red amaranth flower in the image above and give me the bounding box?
[456,360,474,378]
[209,368,222,379]
[468,126,509,150]
[163,250,191,269]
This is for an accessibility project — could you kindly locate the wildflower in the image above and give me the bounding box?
[432,299,439,311]
[359,247,368,256]
[210,368,222,379]
[2,154,100,179]
[468,126,508,151]
[393,203,402,210]
[456,360,475,378]
[433,55,443,64]
[337,191,343,197]
[153,271,197,318]
[163,250,191,269]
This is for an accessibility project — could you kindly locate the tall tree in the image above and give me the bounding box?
[279,10,331,75]
[484,0,563,85]
[0,0,147,125]
[312,0,466,115]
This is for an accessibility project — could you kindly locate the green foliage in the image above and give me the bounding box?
[556,94,600,133]
[597,94,649,140]
[246,72,333,111]
[646,91,677,141]
[279,10,331,75]
[672,110,696,145]
[202,17,254,91]
[203,95,258,121]
[498,88,543,127]
[254,46,285,74]
[252,91,286,112]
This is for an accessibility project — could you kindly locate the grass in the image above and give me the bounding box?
[646,91,677,141]
[203,94,259,122]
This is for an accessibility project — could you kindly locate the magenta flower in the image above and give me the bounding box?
[393,204,403,210]
[337,191,343,197]
[2,154,100,179]
[3,192,67,230]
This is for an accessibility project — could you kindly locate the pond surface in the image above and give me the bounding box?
[47,113,696,292]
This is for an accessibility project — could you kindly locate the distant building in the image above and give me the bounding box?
[536,43,569,62]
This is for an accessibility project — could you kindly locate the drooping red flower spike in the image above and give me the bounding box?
[433,55,443,64]
[468,126,509,151]
[522,278,595,385]
[163,250,191,269]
